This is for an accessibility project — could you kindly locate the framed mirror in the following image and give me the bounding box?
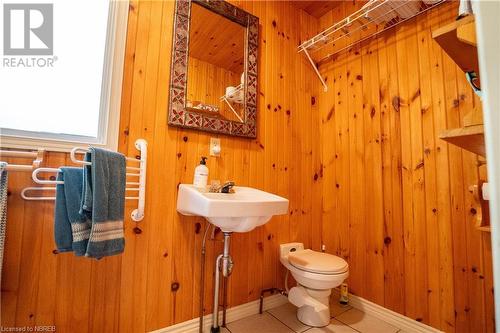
[168,0,259,138]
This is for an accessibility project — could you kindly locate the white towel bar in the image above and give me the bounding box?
[21,187,56,201]
[0,149,45,172]
[32,167,140,187]
[21,186,140,201]
[70,147,144,172]
[24,139,148,221]
[130,139,147,222]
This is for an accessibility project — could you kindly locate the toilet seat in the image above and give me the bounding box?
[288,249,348,275]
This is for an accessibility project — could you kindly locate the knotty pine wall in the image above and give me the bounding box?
[1,1,322,332]
[317,2,494,332]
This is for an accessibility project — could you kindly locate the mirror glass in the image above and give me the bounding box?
[187,3,246,123]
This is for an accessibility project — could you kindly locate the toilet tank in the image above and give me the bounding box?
[280,243,305,260]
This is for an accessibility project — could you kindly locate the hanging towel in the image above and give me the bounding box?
[84,147,126,259]
[61,167,91,256]
[54,171,74,253]
[0,162,8,284]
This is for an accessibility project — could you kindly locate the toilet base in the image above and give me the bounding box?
[289,286,331,327]
[297,304,330,327]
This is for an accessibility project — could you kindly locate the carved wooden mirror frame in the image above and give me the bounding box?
[168,0,259,138]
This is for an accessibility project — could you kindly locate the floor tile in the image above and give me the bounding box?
[305,319,357,333]
[226,312,294,333]
[335,308,399,333]
[329,298,352,318]
[268,303,311,332]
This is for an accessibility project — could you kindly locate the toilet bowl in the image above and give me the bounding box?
[280,243,349,327]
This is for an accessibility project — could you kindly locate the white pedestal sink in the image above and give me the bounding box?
[176,184,289,232]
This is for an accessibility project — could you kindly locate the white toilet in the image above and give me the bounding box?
[280,243,349,327]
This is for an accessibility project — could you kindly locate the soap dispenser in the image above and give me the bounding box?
[193,157,209,188]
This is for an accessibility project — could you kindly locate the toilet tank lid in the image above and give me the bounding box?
[288,249,348,274]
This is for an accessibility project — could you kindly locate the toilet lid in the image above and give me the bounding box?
[288,249,348,274]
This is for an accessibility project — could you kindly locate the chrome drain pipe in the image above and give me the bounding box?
[211,254,223,333]
[211,232,233,333]
[222,274,228,326]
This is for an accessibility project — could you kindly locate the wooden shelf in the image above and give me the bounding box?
[432,15,479,75]
[439,124,485,157]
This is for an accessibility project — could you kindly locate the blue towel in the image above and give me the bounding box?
[54,171,74,253]
[54,167,91,255]
[0,162,8,284]
[61,167,90,256]
[83,147,126,258]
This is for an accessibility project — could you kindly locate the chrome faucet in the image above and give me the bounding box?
[220,181,235,193]
[208,181,235,193]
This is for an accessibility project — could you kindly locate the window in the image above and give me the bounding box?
[0,0,129,151]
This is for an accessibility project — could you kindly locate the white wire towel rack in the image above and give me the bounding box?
[22,139,148,222]
[298,0,446,91]
[0,149,45,171]
[21,187,56,201]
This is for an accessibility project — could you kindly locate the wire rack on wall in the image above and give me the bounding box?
[298,0,447,91]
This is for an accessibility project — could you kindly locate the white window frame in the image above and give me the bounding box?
[0,0,129,152]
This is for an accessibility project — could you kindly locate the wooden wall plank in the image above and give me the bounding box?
[406,16,428,324]
[395,18,419,320]
[331,1,350,264]
[377,23,406,315]
[361,30,384,305]
[427,4,456,331]
[416,11,441,328]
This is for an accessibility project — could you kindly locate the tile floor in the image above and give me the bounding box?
[223,300,404,333]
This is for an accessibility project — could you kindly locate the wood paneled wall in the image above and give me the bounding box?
[1,1,322,332]
[317,2,495,332]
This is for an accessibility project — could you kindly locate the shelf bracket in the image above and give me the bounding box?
[221,97,244,123]
[302,48,327,92]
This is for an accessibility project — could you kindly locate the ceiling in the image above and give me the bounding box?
[292,0,343,18]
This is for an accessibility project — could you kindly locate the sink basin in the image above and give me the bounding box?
[177,184,289,232]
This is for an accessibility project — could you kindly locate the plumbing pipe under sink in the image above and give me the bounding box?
[199,223,213,333]
[211,232,233,333]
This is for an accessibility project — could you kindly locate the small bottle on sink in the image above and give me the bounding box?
[193,157,209,189]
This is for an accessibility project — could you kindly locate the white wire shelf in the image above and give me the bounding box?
[299,0,447,91]
[220,83,245,123]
